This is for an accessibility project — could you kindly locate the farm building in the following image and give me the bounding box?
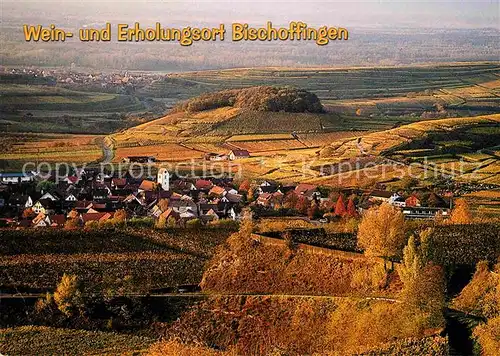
[228,150,250,160]
[122,156,156,164]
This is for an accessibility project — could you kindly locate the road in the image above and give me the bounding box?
[0,292,399,302]
[100,136,115,164]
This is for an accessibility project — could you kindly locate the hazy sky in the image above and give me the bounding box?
[2,0,499,29]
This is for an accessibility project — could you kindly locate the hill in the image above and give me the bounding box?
[318,114,500,158]
[173,86,324,113]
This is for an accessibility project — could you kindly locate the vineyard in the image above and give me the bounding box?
[0,326,155,355]
[201,234,401,296]
[0,228,233,294]
[166,295,441,355]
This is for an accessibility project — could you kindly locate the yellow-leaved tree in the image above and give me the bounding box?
[357,203,406,269]
[449,198,473,224]
[53,273,83,317]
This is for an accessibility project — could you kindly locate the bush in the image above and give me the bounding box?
[186,219,202,229]
[127,217,155,228]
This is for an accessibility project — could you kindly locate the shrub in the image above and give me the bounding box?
[155,216,167,229]
[167,217,177,228]
[127,217,155,228]
[186,219,202,229]
[209,219,239,230]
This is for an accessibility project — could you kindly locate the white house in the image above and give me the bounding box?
[0,172,36,184]
[228,150,250,160]
[389,193,406,207]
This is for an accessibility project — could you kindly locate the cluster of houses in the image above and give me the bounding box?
[3,67,162,93]
[251,181,452,219]
[204,150,251,161]
[0,167,455,228]
[0,169,244,228]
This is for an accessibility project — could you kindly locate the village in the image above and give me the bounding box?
[1,66,161,94]
[0,163,459,229]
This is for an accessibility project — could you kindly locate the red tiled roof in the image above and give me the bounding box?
[209,186,226,196]
[195,179,213,190]
[81,212,112,223]
[295,183,317,194]
[230,150,250,157]
[139,180,157,191]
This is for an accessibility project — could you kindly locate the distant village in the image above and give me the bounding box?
[1,67,162,94]
[0,164,470,229]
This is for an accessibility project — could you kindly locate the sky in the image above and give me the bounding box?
[2,0,499,29]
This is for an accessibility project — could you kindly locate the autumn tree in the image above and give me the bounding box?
[113,209,127,226]
[452,261,500,319]
[473,316,500,356]
[346,197,358,218]
[64,218,80,230]
[155,215,167,229]
[450,198,473,224]
[399,235,424,286]
[357,203,406,268]
[334,195,347,217]
[67,209,79,219]
[239,180,251,192]
[247,186,257,202]
[295,195,309,215]
[22,207,34,219]
[157,199,170,212]
[400,228,432,278]
[283,192,298,209]
[53,274,84,317]
[401,262,446,328]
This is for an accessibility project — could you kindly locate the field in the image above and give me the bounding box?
[0,228,232,294]
[0,83,148,134]
[0,326,155,355]
[114,143,204,162]
[3,63,498,172]
[0,133,104,169]
[167,63,500,101]
[165,294,444,355]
